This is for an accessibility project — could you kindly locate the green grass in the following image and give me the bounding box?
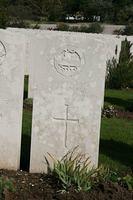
[99,117,133,172]
[101,89,133,172]
[104,89,133,111]
[20,75,32,171]
[23,75,29,99]
[20,108,32,171]
[21,89,133,172]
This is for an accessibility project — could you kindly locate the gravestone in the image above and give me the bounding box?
[28,33,122,99]
[0,30,25,170]
[30,31,108,173]
[7,28,31,75]
[7,28,123,99]
[7,28,44,98]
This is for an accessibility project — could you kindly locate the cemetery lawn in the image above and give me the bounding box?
[104,89,133,112]
[100,89,133,173]
[99,118,133,172]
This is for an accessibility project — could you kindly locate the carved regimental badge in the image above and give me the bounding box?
[0,41,6,66]
[54,48,83,77]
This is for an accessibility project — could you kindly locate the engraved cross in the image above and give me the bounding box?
[53,104,79,148]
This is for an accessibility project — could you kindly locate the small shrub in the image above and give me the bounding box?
[106,39,133,89]
[123,24,133,36]
[45,151,133,192]
[32,23,40,29]
[78,23,103,33]
[45,147,98,192]
[69,26,79,32]
[78,25,90,33]
[96,167,133,189]
[57,22,69,31]
[8,19,30,28]
[98,168,133,191]
[0,11,8,29]
[56,23,103,33]
[102,104,117,118]
[106,57,120,89]
[88,23,104,33]
[0,176,15,199]
[122,175,133,190]
[113,28,124,35]
[96,166,119,183]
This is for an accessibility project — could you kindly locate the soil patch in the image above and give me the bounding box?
[117,110,133,120]
[0,170,132,200]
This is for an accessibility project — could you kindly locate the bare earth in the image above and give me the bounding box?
[0,170,132,200]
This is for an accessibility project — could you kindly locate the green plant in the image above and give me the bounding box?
[78,25,91,33]
[106,57,119,89]
[122,24,133,36]
[46,150,133,192]
[96,166,120,183]
[106,39,133,89]
[0,11,8,29]
[96,167,133,191]
[69,26,79,32]
[87,23,104,33]
[46,147,98,192]
[32,23,40,29]
[8,18,30,28]
[0,176,15,199]
[56,23,103,34]
[57,22,69,31]
[113,28,124,35]
[102,104,117,118]
[77,23,103,33]
[122,175,133,190]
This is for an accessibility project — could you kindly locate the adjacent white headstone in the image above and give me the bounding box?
[7,28,44,98]
[30,31,108,173]
[0,30,25,170]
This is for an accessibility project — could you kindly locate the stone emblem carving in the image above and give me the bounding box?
[0,41,6,66]
[54,49,82,76]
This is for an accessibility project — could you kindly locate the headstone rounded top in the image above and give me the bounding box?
[0,41,6,66]
[54,48,84,77]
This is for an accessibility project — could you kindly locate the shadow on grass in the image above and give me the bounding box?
[100,139,133,169]
[23,90,28,100]
[20,134,31,171]
[104,97,133,111]
[20,75,32,171]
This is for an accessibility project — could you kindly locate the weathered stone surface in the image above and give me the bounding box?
[7,28,127,98]
[1,28,132,172]
[7,28,44,98]
[28,33,122,99]
[29,31,109,173]
[0,29,25,170]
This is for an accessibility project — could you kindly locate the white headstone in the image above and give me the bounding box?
[30,31,108,173]
[0,30,25,170]
[28,33,122,99]
[7,29,125,99]
[7,28,44,98]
